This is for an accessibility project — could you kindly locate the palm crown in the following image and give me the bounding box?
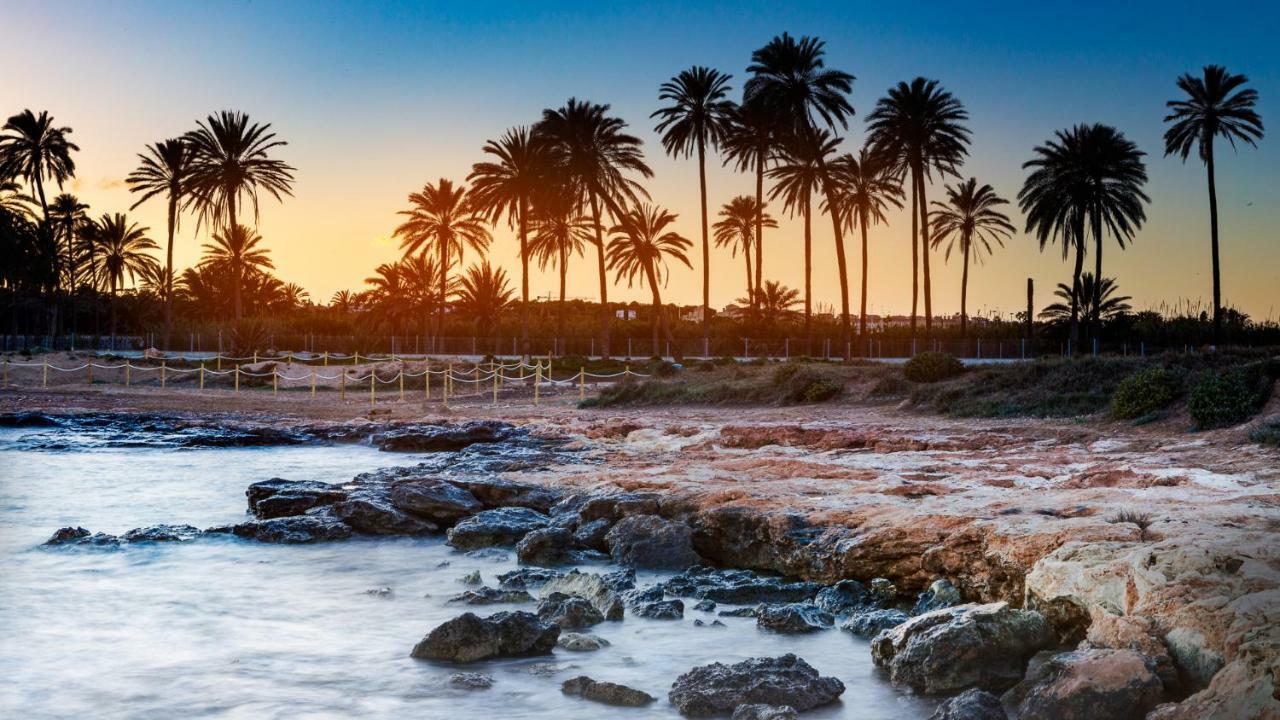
[0,109,79,218]
[184,111,295,231]
[929,178,1014,263]
[1164,65,1264,162]
[652,66,736,158]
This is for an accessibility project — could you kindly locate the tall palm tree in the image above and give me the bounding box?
[0,180,35,219]
[829,148,904,337]
[454,261,515,350]
[652,66,735,339]
[529,189,593,348]
[1078,126,1147,335]
[393,178,492,345]
[468,127,549,357]
[927,178,1014,337]
[88,213,158,345]
[48,194,89,289]
[535,99,652,358]
[713,196,776,304]
[607,204,692,359]
[399,252,444,342]
[866,78,970,337]
[720,99,778,309]
[770,129,839,345]
[0,110,79,222]
[1164,65,1265,344]
[127,138,194,347]
[743,33,856,351]
[200,224,274,322]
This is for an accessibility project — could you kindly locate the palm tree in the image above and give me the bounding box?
[127,137,194,347]
[0,110,79,222]
[529,189,593,349]
[365,262,410,333]
[535,99,652,358]
[928,178,1014,337]
[468,127,550,357]
[828,148,904,338]
[399,252,444,342]
[279,283,309,310]
[48,194,89,321]
[0,180,35,219]
[652,66,735,340]
[769,129,839,346]
[866,78,970,338]
[1164,65,1265,344]
[738,280,801,330]
[607,204,692,359]
[200,224,274,322]
[713,196,776,304]
[744,33,856,351]
[88,213,158,345]
[720,99,777,308]
[454,261,515,350]
[393,178,492,346]
[330,289,361,313]
[1039,273,1131,328]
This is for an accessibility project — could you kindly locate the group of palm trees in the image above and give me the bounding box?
[0,32,1264,355]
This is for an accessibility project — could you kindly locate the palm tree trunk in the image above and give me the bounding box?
[1069,221,1085,352]
[960,234,970,338]
[1092,214,1103,342]
[644,263,676,361]
[859,208,869,338]
[557,245,567,352]
[697,135,710,342]
[917,170,933,338]
[34,171,49,222]
[109,280,118,349]
[753,156,764,311]
[816,163,851,359]
[909,169,919,338]
[438,242,448,350]
[164,193,176,350]
[589,190,610,359]
[228,195,242,323]
[744,240,754,303]
[1206,141,1222,345]
[803,195,812,355]
[519,197,530,359]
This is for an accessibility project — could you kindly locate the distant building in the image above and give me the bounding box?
[614,308,638,320]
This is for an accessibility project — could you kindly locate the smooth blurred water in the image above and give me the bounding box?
[0,427,936,719]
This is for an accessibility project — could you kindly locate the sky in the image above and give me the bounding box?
[3,0,1278,320]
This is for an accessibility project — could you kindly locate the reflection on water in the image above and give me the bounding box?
[0,428,935,719]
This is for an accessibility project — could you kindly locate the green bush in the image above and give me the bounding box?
[904,351,964,383]
[1187,370,1263,429]
[1111,367,1183,419]
[1249,416,1280,447]
[776,367,843,403]
[647,358,678,377]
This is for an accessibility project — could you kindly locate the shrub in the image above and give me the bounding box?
[1111,367,1183,419]
[1249,417,1280,447]
[1107,509,1154,540]
[903,351,964,383]
[647,358,678,377]
[1187,370,1263,429]
[776,367,843,403]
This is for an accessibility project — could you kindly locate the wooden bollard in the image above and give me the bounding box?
[161,360,167,388]
[253,352,258,365]
[579,368,585,400]
[216,355,221,371]
[86,363,93,385]
[323,351,329,367]
[534,364,541,406]
[2,358,8,387]
[199,365,205,390]
[311,368,317,397]
[340,371,346,400]
[399,368,405,401]
[492,368,498,405]
[42,358,48,388]
[272,367,278,396]
[424,362,430,401]
[234,366,240,392]
[369,369,376,408]
[125,362,131,387]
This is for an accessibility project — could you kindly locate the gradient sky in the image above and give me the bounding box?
[4,0,1278,320]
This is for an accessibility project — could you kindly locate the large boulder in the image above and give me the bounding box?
[448,587,535,605]
[389,478,482,524]
[246,478,347,518]
[121,524,201,543]
[755,603,833,633]
[329,493,437,535]
[871,602,1055,695]
[1002,649,1164,720]
[410,610,558,662]
[557,633,610,652]
[448,478,562,513]
[928,689,1007,720]
[633,599,685,620]
[497,567,563,591]
[515,527,577,565]
[561,676,656,707]
[446,507,550,549]
[913,579,962,615]
[605,514,703,570]
[841,609,909,638]
[578,492,660,522]
[813,579,876,615]
[373,421,511,452]
[572,518,613,552]
[668,654,844,716]
[537,593,605,629]
[225,515,353,544]
[43,526,118,546]
[540,570,625,620]
[665,567,822,604]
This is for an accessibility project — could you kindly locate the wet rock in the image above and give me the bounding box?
[0,411,58,427]
[246,478,347,518]
[448,587,534,605]
[497,567,562,590]
[557,633,610,651]
[43,526,118,546]
[446,507,550,549]
[540,570,625,621]
[121,524,201,543]
[410,610,558,662]
[572,518,613,552]
[718,607,758,618]
[228,515,353,544]
[525,661,578,677]
[465,548,509,562]
[373,421,512,452]
[459,570,482,585]
[578,492,660,522]
[871,602,1055,695]
[813,579,874,615]
[666,567,822,604]
[329,493,438,536]
[694,619,727,628]
[841,609,909,638]
[623,584,665,607]
[869,578,897,605]
[449,477,562,513]
[562,675,656,707]
[913,579,962,615]
[1002,649,1163,720]
[694,599,717,612]
[755,603,834,633]
[928,689,1007,720]
[537,593,605,629]
[634,599,685,620]
[388,478,482,524]
[365,587,394,598]
[668,654,844,716]
[605,514,702,570]
[731,705,798,720]
[515,527,576,565]
[449,672,494,690]
[601,568,637,592]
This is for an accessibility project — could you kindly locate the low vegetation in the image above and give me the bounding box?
[903,351,964,383]
[1111,366,1184,420]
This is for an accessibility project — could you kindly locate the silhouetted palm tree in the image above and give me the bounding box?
[468,127,550,356]
[1164,65,1264,344]
[87,213,157,344]
[866,78,970,337]
[652,66,735,340]
[535,99,652,357]
[744,33,856,350]
[0,109,79,222]
[0,180,35,219]
[529,189,593,348]
[928,178,1014,337]
[454,261,514,350]
[330,289,360,313]
[278,283,309,310]
[127,137,194,346]
[48,194,88,286]
[713,196,776,304]
[720,99,778,308]
[737,280,801,330]
[200,224,274,323]
[829,148,904,337]
[393,178,492,344]
[1039,273,1131,328]
[607,204,692,359]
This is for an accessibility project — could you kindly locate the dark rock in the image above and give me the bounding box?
[449,477,562,513]
[694,599,717,612]
[634,599,685,620]
[601,568,637,592]
[841,609,910,638]
[562,676,656,707]
[449,672,494,690]
[497,567,563,590]
[446,507,550,549]
[448,587,534,605]
[755,603,834,633]
[373,421,512,452]
[572,518,613,551]
[666,567,822,604]
[718,607,758,618]
[623,584,665,607]
[410,610,558,662]
[121,524,201,543]
[229,515,353,543]
[540,570,626,620]
[515,527,576,565]
[731,704,798,720]
[1002,649,1164,720]
[928,689,1007,720]
[578,492,660,522]
[0,411,58,427]
[537,593,605,629]
[246,478,346,518]
[459,570,482,585]
[389,478,482,524]
[869,578,897,604]
[557,633,610,651]
[330,493,437,535]
[605,514,703,569]
[668,654,845,716]
[43,526,118,546]
[694,619,728,628]
[871,602,1055,695]
[913,579,962,615]
[813,579,874,615]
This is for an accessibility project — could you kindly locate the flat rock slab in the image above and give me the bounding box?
[562,676,656,707]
